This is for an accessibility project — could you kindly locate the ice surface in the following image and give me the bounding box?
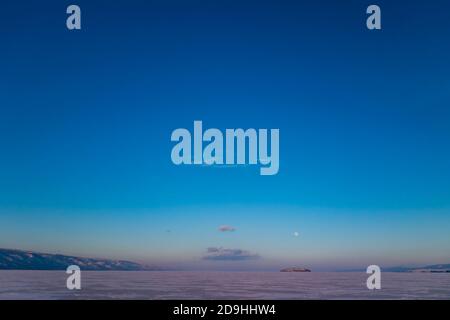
[0,271,449,300]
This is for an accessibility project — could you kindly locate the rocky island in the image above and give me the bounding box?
[280,267,311,273]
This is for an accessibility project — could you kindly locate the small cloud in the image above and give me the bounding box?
[218,225,236,232]
[203,247,259,261]
[293,231,299,237]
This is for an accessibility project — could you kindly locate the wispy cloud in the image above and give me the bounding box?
[218,225,236,232]
[203,247,259,261]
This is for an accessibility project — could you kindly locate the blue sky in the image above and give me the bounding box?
[1,0,450,270]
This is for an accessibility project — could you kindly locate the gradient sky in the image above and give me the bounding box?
[1,0,450,271]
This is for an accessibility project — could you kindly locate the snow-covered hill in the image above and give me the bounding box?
[0,248,162,271]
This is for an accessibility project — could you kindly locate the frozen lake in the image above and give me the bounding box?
[0,271,449,300]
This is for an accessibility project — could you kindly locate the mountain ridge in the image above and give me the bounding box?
[384,264,450,273]
[0,248,163,271]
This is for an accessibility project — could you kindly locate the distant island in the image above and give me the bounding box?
[384,264,450,273]
[0,248,163,271]
[280,267,311,273]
